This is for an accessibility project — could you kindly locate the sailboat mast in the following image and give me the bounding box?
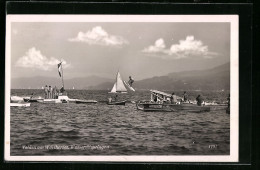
[61,61,64,89]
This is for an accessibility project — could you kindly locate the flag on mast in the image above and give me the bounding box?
[58,62,62,77]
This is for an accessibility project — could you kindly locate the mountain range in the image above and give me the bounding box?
[11,62,230,90]
[11,75,113,89]
[135,62,230,90]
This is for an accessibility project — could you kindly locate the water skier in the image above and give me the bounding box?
[128,76,134,87]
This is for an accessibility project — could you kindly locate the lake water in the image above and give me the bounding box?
[10,89,230,155]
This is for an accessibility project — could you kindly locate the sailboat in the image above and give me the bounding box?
[109,71,128,94]
[107,71,132,105]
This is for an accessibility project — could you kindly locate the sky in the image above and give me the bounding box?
[11,22,230,80]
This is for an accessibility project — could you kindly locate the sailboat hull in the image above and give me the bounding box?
[107,101,126,105]
[108,92,127,94]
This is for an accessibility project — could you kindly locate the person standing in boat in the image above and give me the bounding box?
[48,86,53,99]
[47,85,50,99]
[183,91,188,102]
[52,86,57,99]
[56,86,59,98]
[196,95,203,106]
[128,76,134,87]
[44,85,48,99]
[170,92,177,104]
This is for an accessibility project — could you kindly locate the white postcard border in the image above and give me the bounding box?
[5,15,239,162]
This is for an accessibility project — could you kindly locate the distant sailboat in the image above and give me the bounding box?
[109,71,128,93]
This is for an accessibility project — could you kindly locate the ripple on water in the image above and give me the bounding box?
[10,90,230,155]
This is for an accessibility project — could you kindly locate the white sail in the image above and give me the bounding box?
[109,71,127,93]
[110,83,117,93]
[115,72,127,92]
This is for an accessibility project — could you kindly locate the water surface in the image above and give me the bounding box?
[10,89,230,155]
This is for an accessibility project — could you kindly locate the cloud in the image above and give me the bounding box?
[68,26,128,46]
[142,38,166,53]
[16,47,70,71]
[142,36,217,59]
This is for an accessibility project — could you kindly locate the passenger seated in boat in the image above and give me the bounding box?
[108,97,112,103]
[114,95,118,101]
[30,93,34,99]
[153,96,157,102]
[170,93,177,104]
[128,76,134,87]
[196,95,203,106]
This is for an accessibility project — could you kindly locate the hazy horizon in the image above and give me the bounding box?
[11,61,229,81]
